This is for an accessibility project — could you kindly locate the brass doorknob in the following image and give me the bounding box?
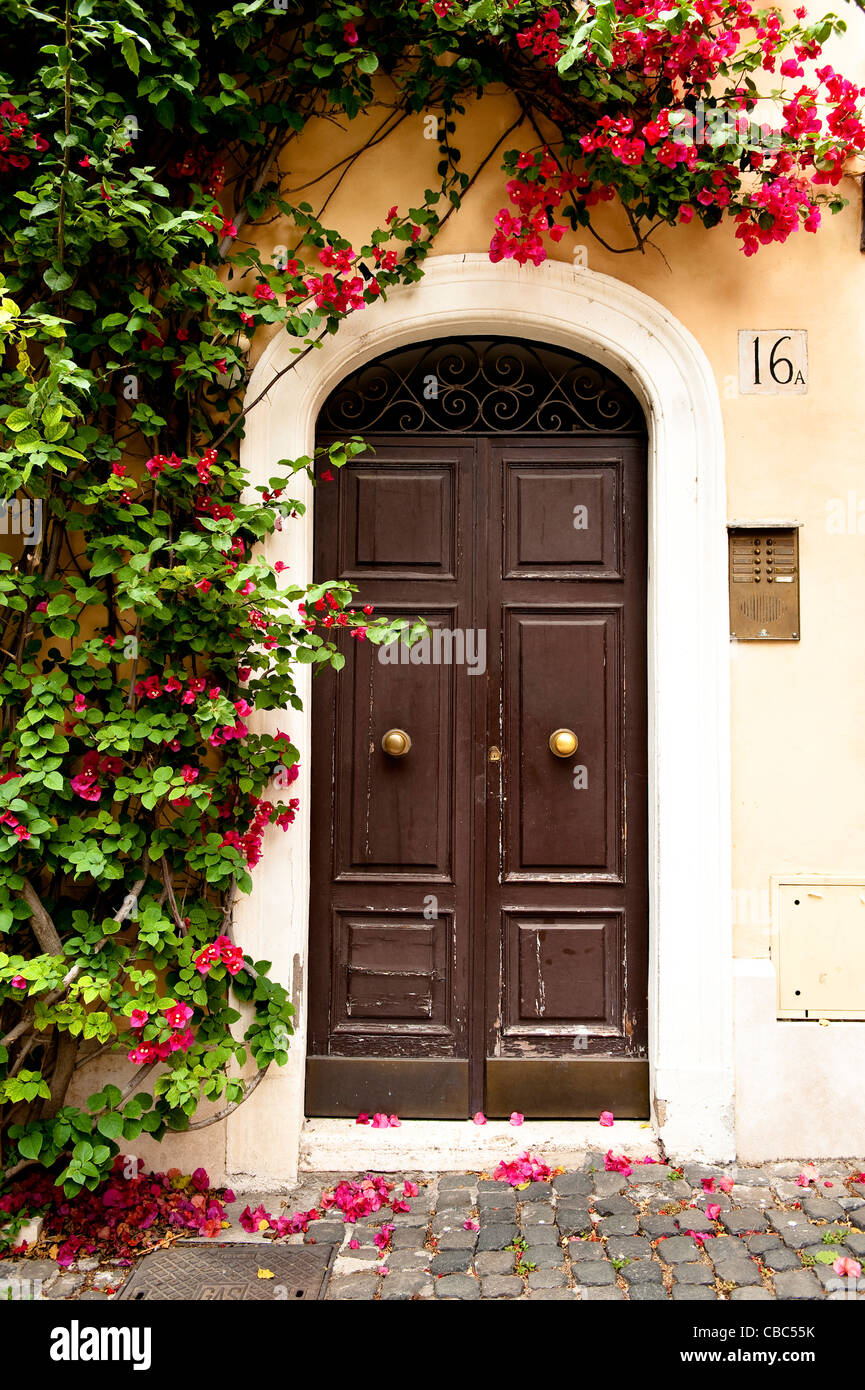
[549,728,578,758]
[382,729,412,757]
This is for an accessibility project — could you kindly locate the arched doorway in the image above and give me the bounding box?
[232,256,734,1178]
[306,337,649,1119]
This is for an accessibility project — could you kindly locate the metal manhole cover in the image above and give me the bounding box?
[118,1243,337,1301]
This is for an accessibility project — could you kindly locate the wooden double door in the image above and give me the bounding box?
[307,431,649,1118]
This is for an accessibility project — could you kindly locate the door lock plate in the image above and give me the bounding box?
[488,746,501,762]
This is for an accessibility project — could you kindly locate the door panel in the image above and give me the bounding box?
[506,609,618,873]
[332,911,453,1032]
[340,608,457,878]
[504,464,622,577]
[504,910,623,1034]
[340,463,456,578]
[308,428,648,1118]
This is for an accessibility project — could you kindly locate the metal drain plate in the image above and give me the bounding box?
[118,1242,337,1301]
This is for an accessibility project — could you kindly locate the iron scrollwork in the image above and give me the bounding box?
[319,337,644,435]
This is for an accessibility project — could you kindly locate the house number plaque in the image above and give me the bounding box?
[738,330,808,395]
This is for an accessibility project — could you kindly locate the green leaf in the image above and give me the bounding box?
[357,52,379,74]
[43,265,74,293]
[121,36,140,75]
[18,1131,43,1160]
[96,1111,124,1140]
[5,408,32,432]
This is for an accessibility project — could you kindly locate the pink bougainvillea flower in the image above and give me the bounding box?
[494,1151,553,1187]
[705,1203,722,1221]
[796,1164,821,1187]
[378,1265,389,1276]
[404,1180,419,1198]
[371,1112,390,1128]
[373,1222,394,1251]
[463,1220,479,1231]
[349,1238,360,1250]
[193,935,245,977]
[688,1230,712,1247]
[599,1111,614,1127]
[604,1150,633,1177]
[129,1009,149,1028]
[388,1114,401,1128]
[833,1256,862,1278]
[10,975,26,989]
[509,1112,524,1126]
[718,1177,734,1193]
[164,1002,193,1029]
[823,1181,834,1188]
[473,1111,487,1125]
[239,1204,272,1233]
[356,1112,370,1125]
[701,1178,716,1193]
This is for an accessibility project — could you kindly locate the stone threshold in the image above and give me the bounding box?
[299,1118,661,1174]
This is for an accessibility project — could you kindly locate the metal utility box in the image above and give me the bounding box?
[728,525,800,640]
[772,876,865,1019]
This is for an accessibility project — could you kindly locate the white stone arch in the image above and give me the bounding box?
[228,253,734,1185]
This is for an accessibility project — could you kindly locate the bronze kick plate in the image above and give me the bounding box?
[485,1058,649,1118]
[305,1057,469,1118]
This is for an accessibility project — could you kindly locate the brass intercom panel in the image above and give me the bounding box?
[728,525,800,641]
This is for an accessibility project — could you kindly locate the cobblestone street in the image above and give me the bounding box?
[308,1154,865,1302]
[4,1152,865,1302]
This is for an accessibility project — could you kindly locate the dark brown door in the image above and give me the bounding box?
[307,366,648,1120]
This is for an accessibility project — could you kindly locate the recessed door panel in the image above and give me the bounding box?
[337,608,457,878]
[504,609,619,875]
[504,911,624,1035]
[505,463,621,576]
[339,462,456,579]
[332,911,453,1035]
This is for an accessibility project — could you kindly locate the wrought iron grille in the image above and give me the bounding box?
[318,337,645,436]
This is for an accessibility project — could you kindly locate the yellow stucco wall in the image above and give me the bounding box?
[245,9,865,966]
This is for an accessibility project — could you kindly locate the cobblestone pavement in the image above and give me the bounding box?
[4,1153,865,1301]
[312,1154,865,1302]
